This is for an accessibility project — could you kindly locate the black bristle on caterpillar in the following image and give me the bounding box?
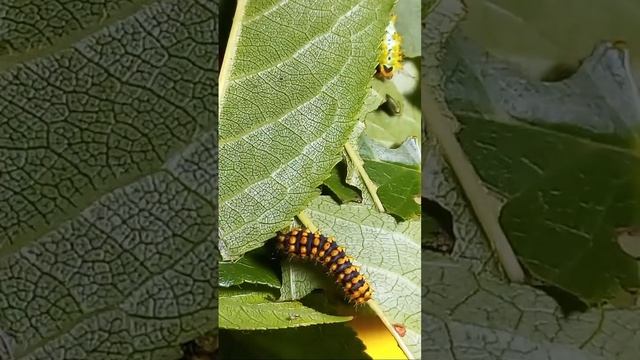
[276,228,373,305]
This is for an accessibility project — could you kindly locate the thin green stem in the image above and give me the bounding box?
[344,143,385,212]
[295,212,317,232]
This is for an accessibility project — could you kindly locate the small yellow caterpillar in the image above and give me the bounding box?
[375,15,403,80]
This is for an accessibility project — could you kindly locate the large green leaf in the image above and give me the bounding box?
[280,196,422,358]
[0,1,217,359]
[443,34,640,306]
[218,0,395,260]
[421,0,638,358]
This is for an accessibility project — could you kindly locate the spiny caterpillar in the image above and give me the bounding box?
[376,14,403,79]
[277,228,373,305]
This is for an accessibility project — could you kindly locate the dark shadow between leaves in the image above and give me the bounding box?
[539,62,581,82]
[534,285,589,315]
[422,198,455,254]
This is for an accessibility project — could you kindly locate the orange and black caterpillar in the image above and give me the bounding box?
[276,228,373,305]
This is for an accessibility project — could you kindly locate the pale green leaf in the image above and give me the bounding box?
[395,0,422,58]
[344,119,376,207]
[365,78,421,148]
[219,0,395,260]
[617,227,640,258]
[279,260,329,302]
[284,196,422,358]
[421,0,466,88]
[423,146,501,278]
[360,136,421,165]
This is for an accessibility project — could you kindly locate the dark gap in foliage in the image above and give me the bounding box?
[540,62,580,82]
[219,0,237,67]
[181,333,218,360]
[422,198,455,254]
[535,285,589,315]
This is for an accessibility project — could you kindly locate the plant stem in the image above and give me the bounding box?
[422,83,525,283]
[344,143,385,212]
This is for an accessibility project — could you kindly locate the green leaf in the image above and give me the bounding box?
[220,323,371,360]
[219,288,352,330]
[360,137,421,220]
[344,117,377,207]
[0,1,217,359]
[219,0,396,260]
[423,252,640,360]
[340,84,393,208]
[443,35,640,305]
[460,0,640,79]
[360,136,421,165]
[219,248,281,288]
[323,161,362,204]
[282,196,421,358]
[395,0,422,58]
[423,1,638,358]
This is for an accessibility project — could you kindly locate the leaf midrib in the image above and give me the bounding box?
[219,20,377,204]
[228,3,360,83]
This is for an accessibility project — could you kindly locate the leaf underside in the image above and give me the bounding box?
[0,1,218,358]
[219,0,395,260]
[423,0,640,358]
